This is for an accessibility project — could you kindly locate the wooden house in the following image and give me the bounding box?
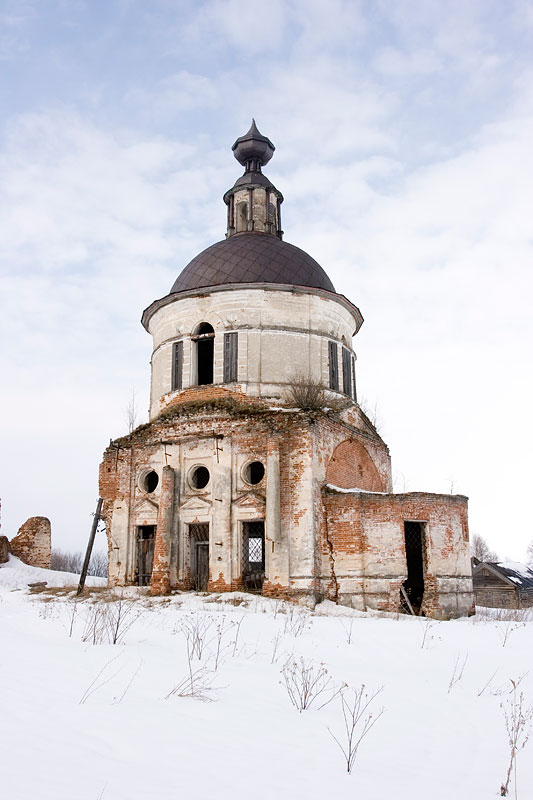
[472,561,533,609]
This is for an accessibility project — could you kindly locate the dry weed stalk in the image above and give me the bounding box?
[283,606,310,637]
[448,653,468,693]
[420,620,436,649]
[500,681,533,797]
[328,685,384,773]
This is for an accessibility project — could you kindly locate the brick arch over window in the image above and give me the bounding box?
[326,439,384,492]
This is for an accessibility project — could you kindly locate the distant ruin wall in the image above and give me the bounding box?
[10,517,51,568]
[0,536,10,564]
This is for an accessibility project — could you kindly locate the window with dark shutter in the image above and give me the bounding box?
[172,341,183,391]
[328,341,339,390]
[342,346,352,396]
[351,355,357,402]
[223,332,238,383]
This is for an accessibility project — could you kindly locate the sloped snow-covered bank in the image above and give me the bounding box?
[0,557,532,800]
[0,555,106,591]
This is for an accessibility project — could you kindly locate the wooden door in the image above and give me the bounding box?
[196,543,209,591]
[137,526,155,586]
[189,523,209,591]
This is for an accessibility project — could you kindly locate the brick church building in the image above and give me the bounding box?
[99,121,474,618]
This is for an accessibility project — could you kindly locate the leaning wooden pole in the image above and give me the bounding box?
[77,497,103,596]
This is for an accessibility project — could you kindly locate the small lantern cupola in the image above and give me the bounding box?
[224,120,284,239]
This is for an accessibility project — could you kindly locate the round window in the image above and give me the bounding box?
[190,465,210,489]
[244,460,265,485]
[141,470,159,493]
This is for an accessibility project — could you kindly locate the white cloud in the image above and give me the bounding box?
[1,0,533,562]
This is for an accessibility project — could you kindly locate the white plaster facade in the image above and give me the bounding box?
[143,285,362,418]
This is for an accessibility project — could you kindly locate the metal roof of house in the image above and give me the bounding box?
[474,561,533,590]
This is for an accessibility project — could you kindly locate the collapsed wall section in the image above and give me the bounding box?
[323,489,473,619]
[9,516,51,569]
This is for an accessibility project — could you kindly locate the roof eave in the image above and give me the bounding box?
[141,283,363,333]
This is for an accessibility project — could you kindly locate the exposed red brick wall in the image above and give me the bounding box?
[150,465,175,595]
[10,516,51,568]
[326,438,384,491]
[323,488,470,615]
[162,384,266,411]
[0,536,10,564]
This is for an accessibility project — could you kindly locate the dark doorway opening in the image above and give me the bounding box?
[242,520,265,592]
[402,521,425,614]
[193,323,214,385]
[190,523,209,591]
[137,526,156,586]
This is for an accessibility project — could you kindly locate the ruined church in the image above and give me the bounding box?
[99,122,474,618]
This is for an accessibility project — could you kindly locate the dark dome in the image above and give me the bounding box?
[170,233,335,294]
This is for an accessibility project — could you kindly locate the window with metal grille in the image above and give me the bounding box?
[241,520,265,592]
[328,341,339,390]
[224,332,238,383]
[342,346,352,396]
[248,537,263,563]
[351,355,357,402]
[172,341,183,391]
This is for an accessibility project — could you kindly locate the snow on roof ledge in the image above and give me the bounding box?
[496,562,533,580]
[326,483,387,495]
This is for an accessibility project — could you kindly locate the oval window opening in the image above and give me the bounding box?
[191,466,210,490]
[245,461,265,485]
[143,470,159,493]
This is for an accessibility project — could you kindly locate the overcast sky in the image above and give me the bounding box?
[1,0,532,559]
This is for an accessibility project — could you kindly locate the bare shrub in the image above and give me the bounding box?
[106,595,139,645]
[82,603,109,645]
[495,614,527,647]
[328,685,384,773]
[180,613,215,659]
[166,663,217,702]
[357,396,382,432]
[80,595,140,645]
[283,606,310,637]
[167,626,218,702]
[500,681,533,797]
[280,656,343,712]
[124,387,137,433]
[286,377,327,411]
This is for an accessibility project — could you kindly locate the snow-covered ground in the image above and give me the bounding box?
[1,556,532,800]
